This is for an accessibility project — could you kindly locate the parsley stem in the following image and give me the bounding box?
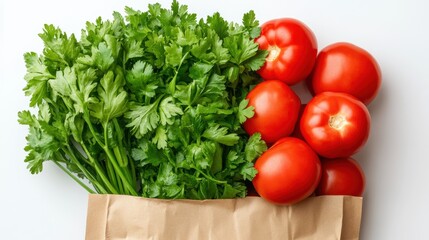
[83,114,136,194]
[63,146,109,194]
[103,123,138,195]
[169,51,189,94]
[52,159,95,194]
[129,153,137,190]
[113,118,137,190]
[105,157,119,191]
[113,162,125,194]
[83,113,106,149]
[113,146,134,191]
[70,142,94,167]
[113,118,128,167]
[80,142,119,194]
[194,168,227,184]
[113,147,126,167]
[54,151,107,193]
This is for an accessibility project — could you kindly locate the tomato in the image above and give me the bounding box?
[316,157,365,196]
[252,137,321,205]
[309,42,382,105]
[300,92,371,158]
[255,18,318,85]
[243,80,301,145]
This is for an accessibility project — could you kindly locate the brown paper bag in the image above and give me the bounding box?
[85,194,362,240]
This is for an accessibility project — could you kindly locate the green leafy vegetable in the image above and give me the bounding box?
[19,0,267,199]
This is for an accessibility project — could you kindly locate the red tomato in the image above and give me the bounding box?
[256,18,318,85]
[316,157,365,196]
[243,80,301,145]
[300,92,371,158]
[252,137,321,205]
[309,42,382,105]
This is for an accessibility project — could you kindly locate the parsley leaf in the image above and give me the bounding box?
[126,61,158,99]
[245,133,267,162]
[159,96,183,126]
[237,99,255,124]
[23,52,55,107]
[38,24,80,68]
[224,34,259,64]
[207,12,229,39]
[152,126,168,149]
[90,70,128,122]
[240,162,258,181]
[18,110,59,174]
[242,10,261,38]
[125,98,161,138]
[165,43,183,67]
[202,124,239,146]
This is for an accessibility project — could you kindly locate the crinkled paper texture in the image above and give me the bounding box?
[86,194,362,240]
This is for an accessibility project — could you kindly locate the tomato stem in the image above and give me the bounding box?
[329,114,347,130]
[266,45,281,62]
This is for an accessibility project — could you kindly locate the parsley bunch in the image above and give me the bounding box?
[18,1,268,199]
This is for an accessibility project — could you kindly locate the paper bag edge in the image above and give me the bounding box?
[85,194,110,240]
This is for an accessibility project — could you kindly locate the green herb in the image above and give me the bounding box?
[18,0,267,199]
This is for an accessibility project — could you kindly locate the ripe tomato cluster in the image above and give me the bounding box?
[245,18,381,205]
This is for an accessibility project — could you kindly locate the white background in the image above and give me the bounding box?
[1,0,429,239]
